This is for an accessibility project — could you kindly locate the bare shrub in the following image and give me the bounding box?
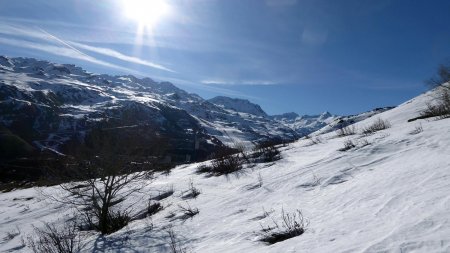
[196,152,243,176]
[339,139,356,151]
[147,201,163,216]
[233,142,250,163]
[335,125,357,137]
[195,164,212,175]
[426,62,450,87]
[211,154,243,175]
[178,203,199,220]
[26,221,81,253]
[304,135,323,146]
[252,141,281,163]
[418,62,450,120]
[2,228,20,243]
[258,209,308,245]
[181,179,200,199]
[420,89,450,119]
[361,118,391,135]
[134,199,164,221]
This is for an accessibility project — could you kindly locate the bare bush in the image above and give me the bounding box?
[196,153,243,176]
[211,154,243,175]
[147,201,163,216]
[418,62,450,120]
[339,139,356,151]
[181,179,200,199]
[335,125,357,137]
[195,164,212,175]
[26,221,81,253]
[304,135,323,146]
[258,209,308,245]
[361,118,391,135]
[233,142,250,163]
[420,89,450,119]
[252,141,281,163]
[178,203,199,220]
[426,62,450,88]
[2,228,20,243]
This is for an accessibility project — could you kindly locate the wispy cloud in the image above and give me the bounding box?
[0,23,50,41]
[38,27,174,73]
[0,24,258,99]
[0,36,147,76]
[0,23,175,73]
[201,79,277,86]
[68,41,175,73]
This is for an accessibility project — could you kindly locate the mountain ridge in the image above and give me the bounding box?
[0,56,390,153]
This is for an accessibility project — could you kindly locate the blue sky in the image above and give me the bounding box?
[0,0,449,115]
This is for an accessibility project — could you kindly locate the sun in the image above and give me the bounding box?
[123,0,170,28]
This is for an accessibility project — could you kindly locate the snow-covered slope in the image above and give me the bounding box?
[1,88,449,252]
[313,106,395,135]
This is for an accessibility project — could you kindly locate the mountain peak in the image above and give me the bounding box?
[271,112,299,121]
[207,96,267,117]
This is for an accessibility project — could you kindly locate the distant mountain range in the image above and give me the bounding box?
[0,56,392,164]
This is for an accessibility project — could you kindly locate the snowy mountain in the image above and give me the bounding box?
[0,58,227,164]
[0,56,315,156]
[271,111,337,136]
[0,56,294,160]
[0,56,390,162]
[1,83,449,252]
[208,96,268,117]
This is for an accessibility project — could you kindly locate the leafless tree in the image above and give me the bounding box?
[421,61,450,119]
[426,62,450,88]
[53,127,155,234]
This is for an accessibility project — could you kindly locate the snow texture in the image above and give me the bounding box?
[1,87,450,253]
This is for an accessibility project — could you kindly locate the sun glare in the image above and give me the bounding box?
[123,0,170,28]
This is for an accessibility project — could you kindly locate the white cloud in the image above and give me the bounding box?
[69,41,175,73]
[0,24,175,73]
[0,23,50,41]
[0,37,145,75]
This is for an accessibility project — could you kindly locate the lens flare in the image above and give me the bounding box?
[123,0,170,29]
